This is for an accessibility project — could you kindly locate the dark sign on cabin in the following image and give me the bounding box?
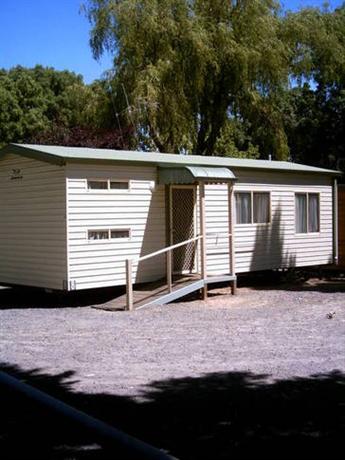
[10,169,23,180]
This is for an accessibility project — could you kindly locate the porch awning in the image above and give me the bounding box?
[158,166,236,185]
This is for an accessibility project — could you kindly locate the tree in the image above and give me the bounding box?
[0,66,132,149]
[281,5,345,169]
[86,0,294,158]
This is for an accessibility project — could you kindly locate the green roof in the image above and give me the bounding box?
[159,166,237,184]
[0,143,341,176]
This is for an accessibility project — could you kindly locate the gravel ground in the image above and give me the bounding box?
[1,277,344,397]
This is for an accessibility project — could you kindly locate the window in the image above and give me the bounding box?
[87,179,130,190]
[88,180,108,190]
[110,229,130,239]
[110,181,129,190]
[88,230,109,240]
[235,192,270,224]
[88,229,131,240]
[295,193,319,233]
[253,193,270,223]
[235,192,251,224]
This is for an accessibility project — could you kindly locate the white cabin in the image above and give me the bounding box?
[0,144,341,302]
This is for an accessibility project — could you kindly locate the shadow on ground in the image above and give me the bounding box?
[1,267,345,309]
[0,286,126,310]
[236,267,345,293]
[1,363,344,459]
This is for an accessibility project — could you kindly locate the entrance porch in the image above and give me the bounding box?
[124,166,237,310]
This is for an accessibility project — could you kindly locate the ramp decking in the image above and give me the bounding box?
[93,274,236,311]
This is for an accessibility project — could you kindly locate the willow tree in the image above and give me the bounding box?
[86,0,295,158]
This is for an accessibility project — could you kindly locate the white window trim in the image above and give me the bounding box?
[87,228,132,242]
[235,190,271,226]
[86,179,131,192]
[295,192,320,236]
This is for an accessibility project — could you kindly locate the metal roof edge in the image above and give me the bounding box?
[0,144,342,177]
[64,156,342,176]
[0,144,66,166]
[64,154,342,177]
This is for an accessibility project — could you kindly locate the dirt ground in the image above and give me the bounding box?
[1,273,344,396]
[0,272,345,459]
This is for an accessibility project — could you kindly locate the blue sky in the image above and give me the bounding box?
[0,0,343,84]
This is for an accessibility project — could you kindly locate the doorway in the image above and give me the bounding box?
[170,186,196,274]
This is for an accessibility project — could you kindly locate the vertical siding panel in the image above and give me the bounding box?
[0,153,67,289]
[205,184,230,275]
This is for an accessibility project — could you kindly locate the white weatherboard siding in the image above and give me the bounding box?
[202,171,333,274]
[0,153,67,289]
[0,151,334,292]
[203,184,231,275]
[66,163,166,290]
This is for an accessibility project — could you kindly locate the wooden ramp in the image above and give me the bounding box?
[93,274,236,312]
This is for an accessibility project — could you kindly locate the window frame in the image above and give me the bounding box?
[87,228,132,242]
[86,179,131,192]
[295,192,320,235]
[235,190,271,226]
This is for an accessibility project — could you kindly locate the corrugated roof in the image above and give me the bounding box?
[159,166,236,184]
[0,143,342,176]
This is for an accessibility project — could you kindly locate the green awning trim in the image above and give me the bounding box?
[158,166,237,184]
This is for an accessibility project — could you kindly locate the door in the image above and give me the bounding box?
[170,186,196,274]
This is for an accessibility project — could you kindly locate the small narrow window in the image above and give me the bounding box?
[296,194,307,233]
[295,193,319,234]
[308,193,320,233]
[110,181,129,190]
[110,229,130,239]
[235,192,252,224]
[253,192,270,223]
[88,180,108,190]
[88,229,131,241]
[88,230,109,240]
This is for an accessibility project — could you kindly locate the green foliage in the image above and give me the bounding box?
[86,0,291,158]
[86,0,345,164]
[1,3,344,166]
[214,119,260,159]
[0,65,128,148]
[0,66,79,145]
[282,4,345,88]
[281,5,345,170]
[284,84,345,170]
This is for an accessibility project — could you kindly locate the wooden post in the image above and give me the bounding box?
[199,181,207,300]
[228,182,236,295]
[167,250,172,293]
[126,259,133,311]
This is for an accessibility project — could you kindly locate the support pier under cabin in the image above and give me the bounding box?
[0,144,341,309]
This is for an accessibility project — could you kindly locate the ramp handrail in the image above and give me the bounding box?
[125,235,203,311]
[134,235,203,264]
